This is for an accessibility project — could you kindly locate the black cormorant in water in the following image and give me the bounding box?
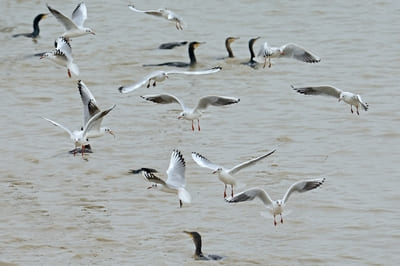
[158,41,188,49]
[241,36,260,68]
[223,36,240,59]
[183,231,224,261]
[143,41,204,68]
[13,13,48,39]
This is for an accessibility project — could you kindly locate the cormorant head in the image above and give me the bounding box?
[189,41,205,50]
[226,37,239,45]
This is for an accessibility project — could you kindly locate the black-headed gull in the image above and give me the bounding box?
[226,178,325,226]
[191,149,276,198]
[292,85,369,115]
[12,13,48,39]
[183,231,224,261]
[143,41,205,68]
[42,105,115,156]
[256,42,320,68]
[241,37,260,68]
[140,93,240,131]
[47,2,95,39]
[118,67,221,94]
[40,36,79,78]
[128,4,185,30]
[139,150,191,208]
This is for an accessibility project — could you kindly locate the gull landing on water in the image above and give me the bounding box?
[256,42,320,68]
[140,93,240,131]
[139,150,191,208]
[191,149,276,198]
[40,36,79,78]
[128,4,185,30]
[226,178,325,226]
[292,85,369,115]
[47,2,95,39]
[118,67,222,94]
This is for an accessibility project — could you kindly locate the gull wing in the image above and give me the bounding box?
[78,80,98,125]
[118,70,164,94]
[194,95,240,112]
[42,117,73,138]
[82,104,115,137]
[228,149,276,175]
[166,149,186,188]
[128,5,162,16]
[141,93,185,111]
[226,187,273,207]
[282,178,325,205]
[280,43,321,63]
[191,152,220,171]
[47,4,77,31]
[292,85,342,99]
[71,2,87,27]
[356,95,369,111]
[166,66,222,75]
[55,37,73,59]
[142,171,167,186]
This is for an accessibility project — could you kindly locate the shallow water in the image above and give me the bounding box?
[0,0,399,265]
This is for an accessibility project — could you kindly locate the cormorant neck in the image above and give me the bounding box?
[32,16,42,37]
[226,40,234,58]
[189,45,197,65]
[249,40,256,60]
[194,237,203,257]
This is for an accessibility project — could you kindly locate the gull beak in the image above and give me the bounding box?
[177,115,183,120]
[108,130,115,138]
[91,32,96,35]
[212,170,217,174]
[338,98,341,102]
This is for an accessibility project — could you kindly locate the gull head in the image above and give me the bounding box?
[178,111,185,120]
[147,184,158,189]
[212,168,223,174]
[338,93,344,102]
[85,28,95,35]
[104,128,115,138]
[40,52,52,59]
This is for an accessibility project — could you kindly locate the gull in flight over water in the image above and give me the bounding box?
[118,67,221,94]
[47,2,95,39]
[128,4,185,30]
[42,104,115,156]
[226,178,325,226]
[138,150,191,208]
[191,149,276,198]
[256,42,320,68]
[75,80,115,153]
[40,36,79,78]
[292,85,369,115]
[183,231,224,261]
[140,93,240,131]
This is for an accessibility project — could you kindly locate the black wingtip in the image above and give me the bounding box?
[118,86,124,93]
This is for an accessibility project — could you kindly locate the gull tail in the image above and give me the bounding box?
[178,187,191,204]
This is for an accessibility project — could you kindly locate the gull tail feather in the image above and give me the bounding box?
[178,188,191,204]
[69,62,80,76]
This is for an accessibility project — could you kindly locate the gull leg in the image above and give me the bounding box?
[356,106,360,115]
[197,119,200,131]
[191,121,194,131]
[268,57,272,68]
[231,185,234,197]
[280,214,283,224]
[223,184,227,198]
[68,69,71,78]
[152,81,156,87]
[350,106,354,114]
[263,58,267,68]
[179,200,182,208]
[147,80,151,88]
[73,148,77,156]
[273,215,277,226]
[81,145,85,156]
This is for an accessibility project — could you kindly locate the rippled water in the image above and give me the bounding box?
[1,0,399,265]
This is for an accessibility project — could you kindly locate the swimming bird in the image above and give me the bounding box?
[73,80,115,153]
[256,42,320,68]
[140,93,240,131]
[128,4,185,30]
[143,41,205,68]
[183,231,224,261]
[226,178,325,226]
[220,37,240,59]
[241,36,260,68]
[42,104,116,156]
[12,13,48,39]
[192,149,276,198]
[118,67,222,94]
[139,150,191,208]
[291,85,369,115]
[158,41,187,49]
[47,2,95,39]
[40,36,79,78]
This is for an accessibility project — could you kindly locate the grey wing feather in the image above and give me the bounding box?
[281,43,321,63]
[292,85,342,99]
[357,95,369,111]
[42,117,73,138]
[228,149,276,175]
[141,93,185,110]
[143,171,167,186]
[191,152,220,171]
[166,66,222,75]
[282,178,325,204]
[82,104,115,136]
[119,71,163,94]
[226,187,273,206]
[194,96,240,111]
[71,2,87,27]
[47,4,77,30]
[166,149,186,188]
[128,5,162,16]
[78,80,98,124]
